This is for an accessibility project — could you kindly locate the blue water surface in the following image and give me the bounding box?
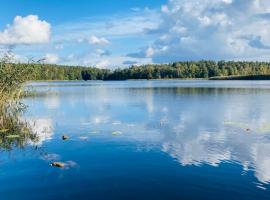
[1,80,270,200]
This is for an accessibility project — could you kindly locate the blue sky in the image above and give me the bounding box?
[0,0,165,25]
[1,0,270,67]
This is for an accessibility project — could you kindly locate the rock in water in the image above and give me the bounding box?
[51,162,65,168]
[62,135,69,140]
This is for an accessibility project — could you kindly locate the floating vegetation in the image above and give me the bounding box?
[112,131,122,136]
[257,123,270,133]
[224,121,249,130]
[224,121,270,134]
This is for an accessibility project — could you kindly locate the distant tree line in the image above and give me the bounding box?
[22,61,270,81]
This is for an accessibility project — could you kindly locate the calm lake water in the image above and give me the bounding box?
[1,80,270,199]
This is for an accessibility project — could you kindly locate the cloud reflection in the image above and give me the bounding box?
[28,118,54,146]
[84,86,270,185]
[27,82,270,186]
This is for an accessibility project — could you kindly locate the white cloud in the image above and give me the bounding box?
[0,15,51,45]
[44,53,59,64]
[88,35,110,45]
[7,9,159,67]
[95,60,110,68]
[145,47,155,57]
[60,49,152,68]
[161,5,169,13]
[127,0,270,62]
[8,0,270,66]
[222,0,233,4]
[95,49,111,56]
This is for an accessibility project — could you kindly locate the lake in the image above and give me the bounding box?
[1,80,270,200]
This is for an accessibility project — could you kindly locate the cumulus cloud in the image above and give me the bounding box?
[60,49,152,68]
[44,53,59,64]
[95,49,111,56]
[129,0,270,62]
[145,47,155,57]
[9,0,270,65]
[95,60,110,68]
[88,35,110,45]
[0,15,51,45]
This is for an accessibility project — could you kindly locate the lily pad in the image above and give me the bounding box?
[112,131,122,136]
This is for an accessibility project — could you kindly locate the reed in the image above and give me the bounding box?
[0,52,38,150]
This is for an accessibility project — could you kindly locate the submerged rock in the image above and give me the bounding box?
[51,162,65,168]
[50,161,78,169]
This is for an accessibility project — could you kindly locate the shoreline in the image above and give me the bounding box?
[26,76,270,83]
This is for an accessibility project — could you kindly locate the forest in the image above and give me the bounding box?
[25,60,270,81]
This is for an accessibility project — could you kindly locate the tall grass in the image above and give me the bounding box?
[0,52,38,150]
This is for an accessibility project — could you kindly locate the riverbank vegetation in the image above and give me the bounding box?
[0,54,38,150]
[17,60,270,81]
